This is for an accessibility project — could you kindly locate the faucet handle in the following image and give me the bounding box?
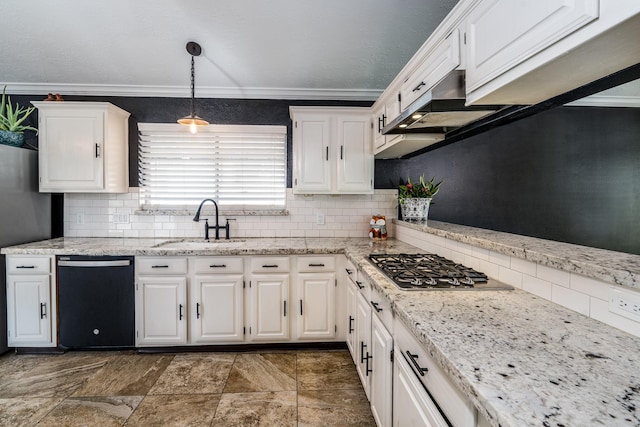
[225,218,236,239]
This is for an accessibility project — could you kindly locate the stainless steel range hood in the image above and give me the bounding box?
[382,70,503,135]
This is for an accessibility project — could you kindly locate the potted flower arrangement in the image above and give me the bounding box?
[398,174,442,221]
[0,86,38,147]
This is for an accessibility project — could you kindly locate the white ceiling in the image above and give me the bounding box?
[0,0,459,100]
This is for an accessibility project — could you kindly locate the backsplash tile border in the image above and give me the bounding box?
[64,188,398,240]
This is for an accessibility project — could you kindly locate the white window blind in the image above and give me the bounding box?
[138,123,286,210]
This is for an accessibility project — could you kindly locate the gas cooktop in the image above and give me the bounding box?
[368,253,513,291]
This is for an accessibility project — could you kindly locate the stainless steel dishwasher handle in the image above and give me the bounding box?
[58,260,131,267]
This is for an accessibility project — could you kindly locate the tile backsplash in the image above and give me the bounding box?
[64,188,398,239]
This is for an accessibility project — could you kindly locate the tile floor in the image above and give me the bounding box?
[0,349,376,426]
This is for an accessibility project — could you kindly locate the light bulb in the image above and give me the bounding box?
[190,122,197,134]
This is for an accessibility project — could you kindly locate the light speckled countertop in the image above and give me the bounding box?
[397,219,640,290]
[3,234,640,426]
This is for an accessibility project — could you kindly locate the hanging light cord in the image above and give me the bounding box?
[189,55,195,118]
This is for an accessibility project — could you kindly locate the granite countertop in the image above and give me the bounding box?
[3,235,640,426]
[397,219,640,291]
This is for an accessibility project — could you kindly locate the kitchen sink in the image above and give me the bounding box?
[153,238,247,249]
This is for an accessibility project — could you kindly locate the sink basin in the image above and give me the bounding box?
[153,239,247,250]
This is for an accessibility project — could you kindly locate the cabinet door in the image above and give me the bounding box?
[249,274,289,341]
[355,291,372,398]
[372,104,387,152]
[370,315,393,427]
[465,0,599,94]
[136,276,187,346]
[400,30,461,111]
[39,108,104,191]
[393,347,449,427]
[191,275,244,343]
[345,280,357,362]
[7,275,52,346]
[336,114,373,194]
[296,273,336,340]
[293,114,332,193]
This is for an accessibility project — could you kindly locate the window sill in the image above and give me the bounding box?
[135,208,290,217]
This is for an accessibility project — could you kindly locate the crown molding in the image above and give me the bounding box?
[565,94,640,108]
[0,82,381,101]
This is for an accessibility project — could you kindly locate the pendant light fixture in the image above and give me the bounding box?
[177,41,209,133]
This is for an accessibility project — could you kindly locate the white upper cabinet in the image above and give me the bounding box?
[291,107,373,195]
[32,102,130,193]
[399,29,461,112]
[465,0,640,105]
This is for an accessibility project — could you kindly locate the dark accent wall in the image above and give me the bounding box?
[375,106,640,255]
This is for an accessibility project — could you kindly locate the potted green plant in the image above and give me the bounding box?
[0,86,38,147]
[398,175,443,221]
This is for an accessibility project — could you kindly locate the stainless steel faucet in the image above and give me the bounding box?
[193,199,229,240]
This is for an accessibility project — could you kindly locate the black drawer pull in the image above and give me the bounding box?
[40,303,47,319]
[209,264,227,268]
[360,341,367,363]
[308,263,325,267]
[300,299,303,315]
[412,81,426,92]
[179,304,184,320]
[355,281,364,290]
[17,265,36,269]
[405,351,428,376]
[283,301,287,317]
[348,316,354,334]
[371,301,383,312]
[152,265,169,268]
[196,302,201,319]
[365,352,373,376]
[345,268,353,275]
[262,264,279,268]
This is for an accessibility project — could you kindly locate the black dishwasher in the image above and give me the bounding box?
[57,255,135,349]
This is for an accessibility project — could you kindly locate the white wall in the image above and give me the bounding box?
[64,188,398,239]
[396,225,640,338]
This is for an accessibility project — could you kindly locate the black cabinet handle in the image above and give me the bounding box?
[308,263,325,267]
[378,116,384,132]
[340,145,344,160]
[345,268,353,275]
[412,81,426,92]
[300,299,303,315]
[196,303,200,319]
[371,301,383,312]
[283,300,287,317]
[40,303,46,319]
[179,304,184,320]
[360,341,367,363]
[152,265,169,269]
[348,316,354,334]
[262,264,278,268]
[95,143,100,158]
[325,146,329,161]
[365,352,373,376]
[16,265,35,269]
[209,264,226,268]
[405,351,428,376]
[355,281,364,290]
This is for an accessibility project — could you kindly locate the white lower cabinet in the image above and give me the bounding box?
[6,256,56,347]
[249,274,290,341]
[345,268,358,360]
[296,256,337,340]
[355,285,372,398]
[393,346,449,427]
[191,274,244,343]
[370,305,393,427]
[136,276,188,346]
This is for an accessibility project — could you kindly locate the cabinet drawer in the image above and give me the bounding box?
[7,256,52,274]
[192,257,244,274]
[370,289,393,333]
[297,256,336,273]
[137,257,188,275]
[250,257,290,273]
